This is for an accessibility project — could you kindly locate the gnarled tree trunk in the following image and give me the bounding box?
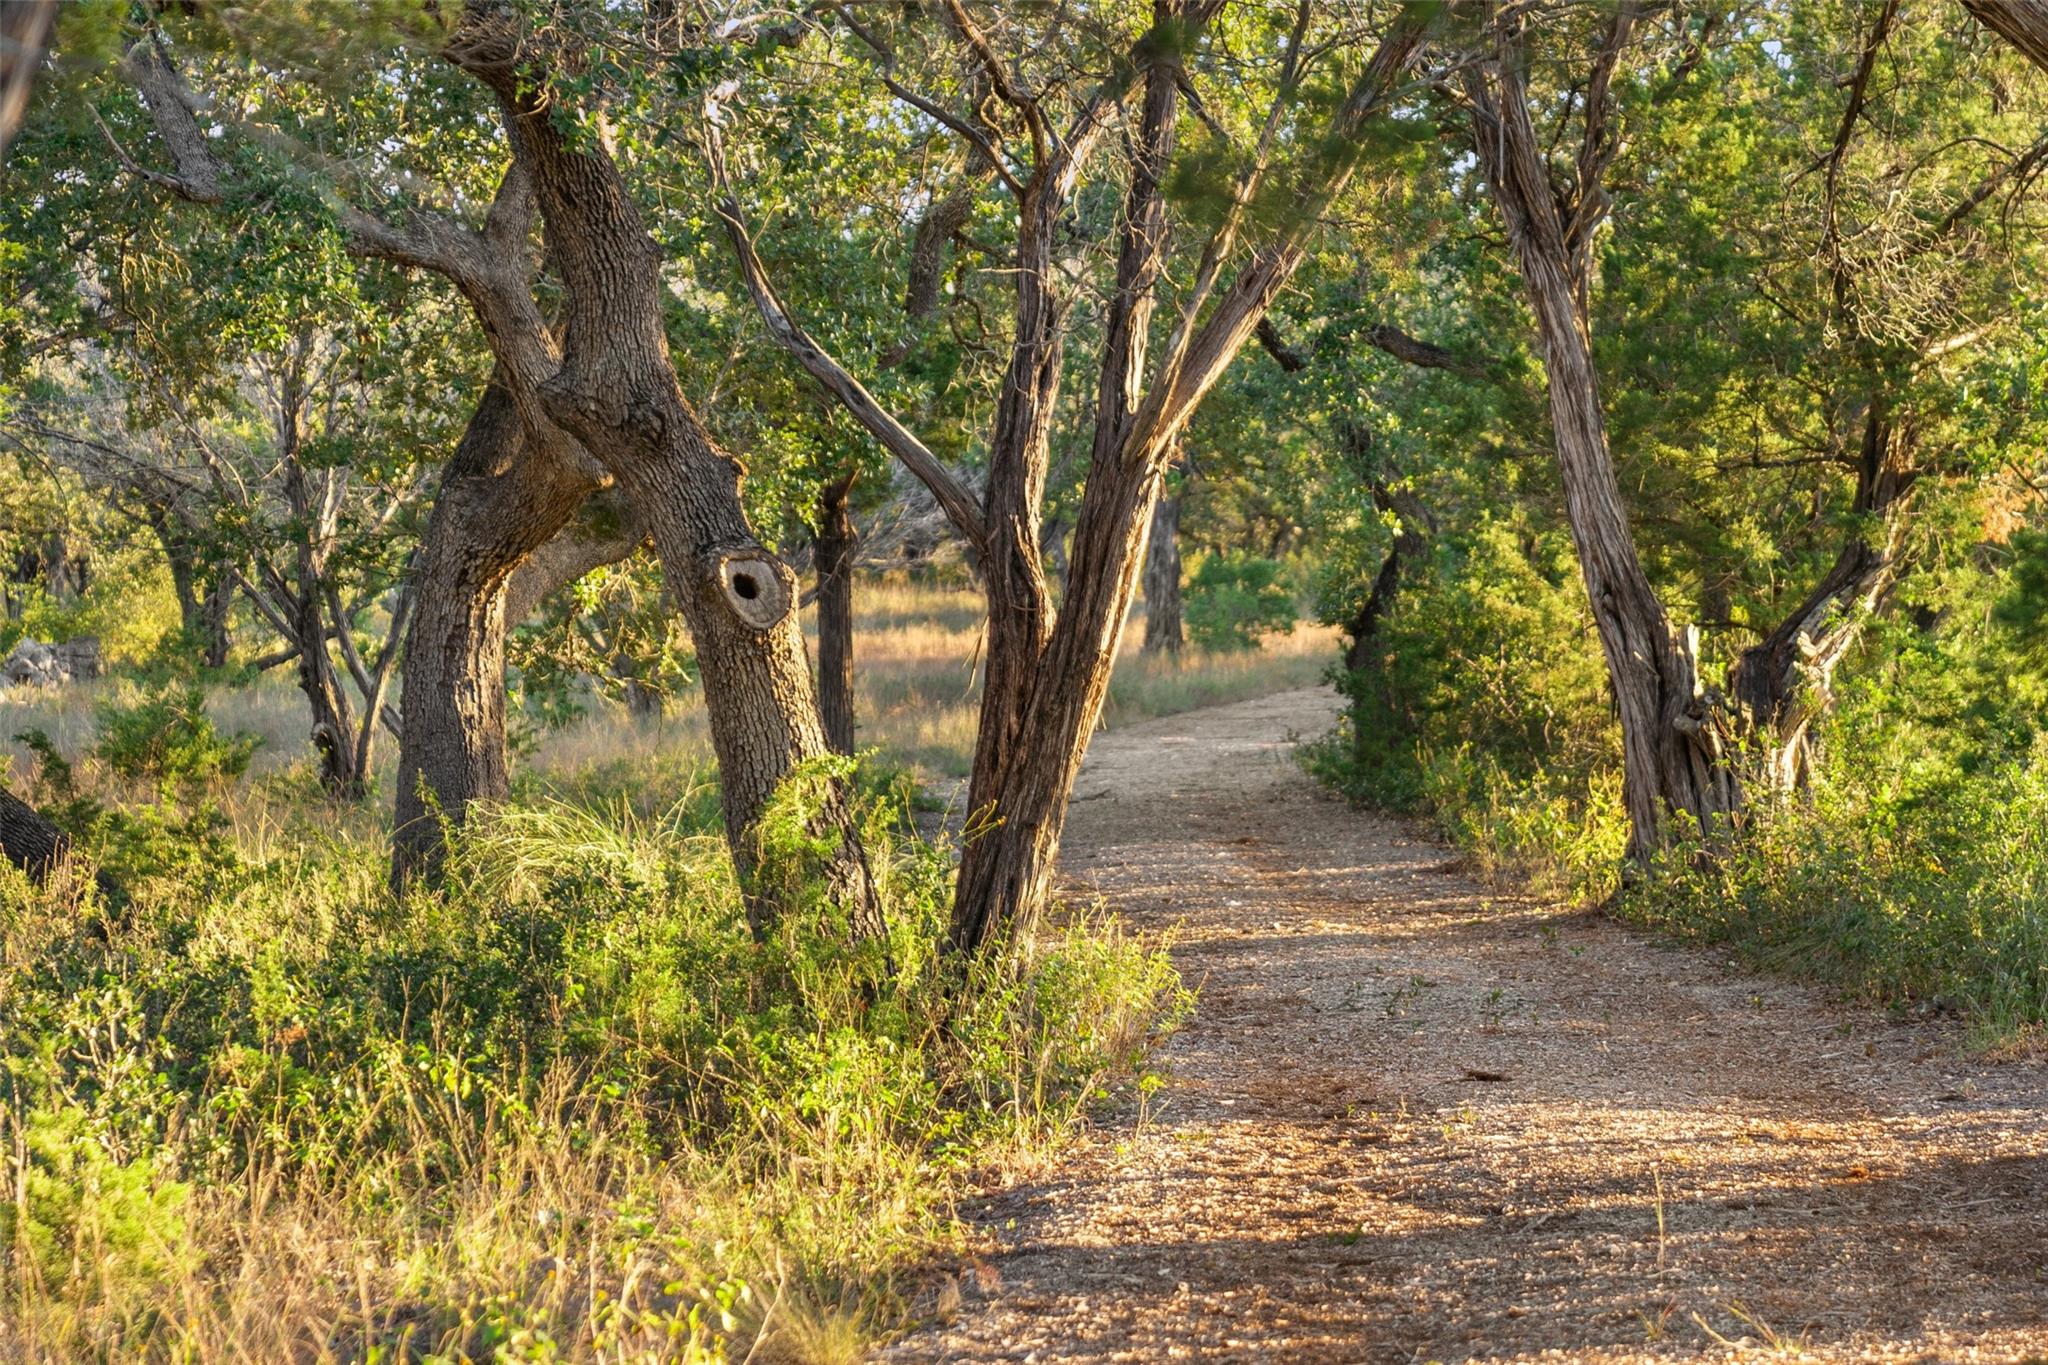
[450,26,884,939]
[1467,23,1742,865]
[390,380,612,887]
[1727,398,1913,791]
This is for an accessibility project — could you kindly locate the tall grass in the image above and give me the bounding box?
[0,760,1188,1361]
[2,576,1338,808]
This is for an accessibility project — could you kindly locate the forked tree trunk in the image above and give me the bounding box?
[391,381,607,888]
[455,38,884,939]
[715,4,1436,950]
[951,455,1168,952]
[949,51,1185,952]
[1141,481,1184,655]
[1524,248,1739,858]
[815,472,858,754]
[1727,398,1913,790]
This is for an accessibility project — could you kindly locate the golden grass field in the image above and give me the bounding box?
[1,576,1340,825]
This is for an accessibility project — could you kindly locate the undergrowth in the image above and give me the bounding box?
[1308,519,2048,1046]
[0,758,1187,1361]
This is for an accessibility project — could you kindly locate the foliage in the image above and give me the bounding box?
[0,767,1186,1359]
[1626,719,2048,1047]
[91,684,259,792]
[1309,518,1627,899]
[1183,554,1297,652]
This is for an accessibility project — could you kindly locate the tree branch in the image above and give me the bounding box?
[704,126,990,551]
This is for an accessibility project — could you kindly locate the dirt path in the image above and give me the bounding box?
[883,687,2048,1364]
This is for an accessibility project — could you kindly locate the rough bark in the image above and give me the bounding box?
[1726,399,1914,790]
[0,783,68,885]
[447,20,883,940]
[1141,479,1184,655]
[1965,0,2048,72]
[816,472,859,755]
[1466,14,1742,865]
[723,2,1434,949]
[390,380,610,887]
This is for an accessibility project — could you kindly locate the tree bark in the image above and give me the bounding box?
[1965,0,2048,72]
[199,571,231,669]
[1466,25,1742,866]
[0,783,69,885]
[0,0,52,164]
[1141,479,1184,655]
[449,26,884,939]
[719,3,1435,949]
[816,471,858,754]
[1727,398,1913,790]
[390,380,608,888]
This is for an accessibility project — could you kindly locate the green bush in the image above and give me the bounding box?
[1307,518,1626,900]
[1623,696,2048,1045]
[0,760,1186,1359]
[92,684,259,791]
[1184,553,1296,651]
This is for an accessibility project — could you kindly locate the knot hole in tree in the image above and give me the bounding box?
[715,552,792,632]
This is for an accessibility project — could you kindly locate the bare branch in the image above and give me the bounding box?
[832,4,1026,195]
[938,0,1050,167]
[704,125,990,550]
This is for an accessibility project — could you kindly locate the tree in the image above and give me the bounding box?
[713,0,1440,948]
[8,9,883,919]
[433,8,885,937]
[1454,0,2048,861]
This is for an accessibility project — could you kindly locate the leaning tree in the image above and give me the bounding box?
[707,0,1443,948]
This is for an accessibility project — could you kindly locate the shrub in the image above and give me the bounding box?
[92,684,259,791]
[0,759,1185,1360]
[1307,517,1625,901]
[1184,553,1296,651]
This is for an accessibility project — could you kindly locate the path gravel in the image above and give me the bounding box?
[882,687,2048,1363]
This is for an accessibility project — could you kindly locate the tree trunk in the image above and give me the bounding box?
[458,43,884,939]
[293,585,364,797]
[153,508,206,646]
[1141,479,1184,655]
[391,380,608,889]
[1468,45,1740,866]
[0,0,53,164]
[1337,421,1429,673]
[1727,397,1913,790]
[950,454,1168,952]
[1965,0,2048,72]
[949,53,1184,952]
[0,783,69,885]
[816,472,858,754]
[199,570,232,669]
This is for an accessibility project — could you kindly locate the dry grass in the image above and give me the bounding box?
[0,573,1280,1364]
[2,576,1337,809]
